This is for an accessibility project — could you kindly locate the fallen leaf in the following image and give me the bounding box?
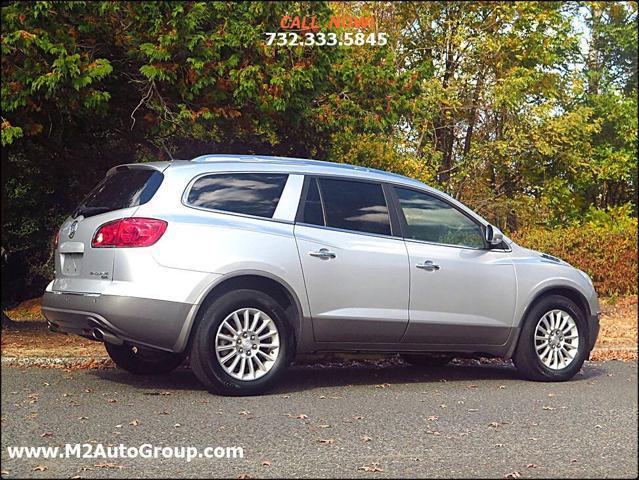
[317,424,331,429]
[261,460,271,467]
[78,416,88,420]
[93,463,120,469]
[129,420,140,426]
[488,422,501,428]
[527,463,538,468]
[358,464,384,473]
[375,383,390,389]
[40,432,53,437]
[107,399,117,404]
[296,414,308,420]
[426,430,441,436]
[542,406,555,411]
[318,438,335,444]
[115,424,122,429]
[427,415,438,421]
[504,472,521,479]
[32,465,47,472]
[236,474,251,479]
[174,423,181,428]
[238,410,250,416]
[361,436,372,442]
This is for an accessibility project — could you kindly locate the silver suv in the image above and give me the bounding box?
[43,155,600,395]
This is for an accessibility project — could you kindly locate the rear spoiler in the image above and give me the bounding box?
[106,162,173,176]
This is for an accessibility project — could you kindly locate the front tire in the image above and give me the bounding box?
[105,343,186,375]
[190,289,290,396]
[513,295,588,382]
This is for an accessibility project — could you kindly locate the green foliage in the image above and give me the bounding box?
[0,1,637,303]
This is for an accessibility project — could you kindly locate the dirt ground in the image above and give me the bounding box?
[2,295,637,362]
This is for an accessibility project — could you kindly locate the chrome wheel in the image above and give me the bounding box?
[215,307,280,381]
[534,309,579,370]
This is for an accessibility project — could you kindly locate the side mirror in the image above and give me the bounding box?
[485,224,504,247]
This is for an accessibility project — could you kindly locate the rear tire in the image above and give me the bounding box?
[513,295,588,382]
[105,343,186,375]
[190,289,291,396]
[401,353,453,367]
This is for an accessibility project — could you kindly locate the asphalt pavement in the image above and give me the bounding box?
[1,360,637,478]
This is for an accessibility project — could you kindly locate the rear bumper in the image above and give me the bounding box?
[41,290,195,353]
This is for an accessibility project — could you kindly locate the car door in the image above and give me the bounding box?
[294,177,409,343]
[391,186,517,346]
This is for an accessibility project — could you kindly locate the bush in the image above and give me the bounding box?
[511,219,638,296]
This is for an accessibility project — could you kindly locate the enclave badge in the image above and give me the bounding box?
[68,220,78,239]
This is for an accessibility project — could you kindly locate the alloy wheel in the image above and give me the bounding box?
[214,307,280,381]
[534,309,579,370]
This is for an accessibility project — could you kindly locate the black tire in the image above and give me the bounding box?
[190,289,291,396]
[105,342,186,375]
[513,295,588,382]
[401,353,454,367]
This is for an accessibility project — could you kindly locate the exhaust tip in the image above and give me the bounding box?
[92,327,123,346]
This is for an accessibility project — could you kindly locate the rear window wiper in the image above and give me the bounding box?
[73,206,111,218]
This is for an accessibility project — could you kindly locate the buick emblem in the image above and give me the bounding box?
[68,220,78,239]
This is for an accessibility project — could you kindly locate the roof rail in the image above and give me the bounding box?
[190,154,302,163]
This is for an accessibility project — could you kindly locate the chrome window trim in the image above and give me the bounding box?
[179,169,511,252]
[403,236,512,252]
[294,221,405,242]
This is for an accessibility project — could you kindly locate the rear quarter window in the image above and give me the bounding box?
[186,173,288,219]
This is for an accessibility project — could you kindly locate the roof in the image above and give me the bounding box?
[155,154,429,189]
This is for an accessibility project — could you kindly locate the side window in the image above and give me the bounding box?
[187,173,288,218]
[316,178,391,235]
[395,187,485,249]
[300,178,325,226]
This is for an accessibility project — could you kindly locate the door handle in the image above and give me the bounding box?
[416,260,440,271]
[309,248,336,260]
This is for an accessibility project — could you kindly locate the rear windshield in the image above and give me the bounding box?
[73,168,164,218]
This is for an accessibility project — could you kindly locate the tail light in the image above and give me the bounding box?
[54,230,60,249]
[92,218,167,248]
